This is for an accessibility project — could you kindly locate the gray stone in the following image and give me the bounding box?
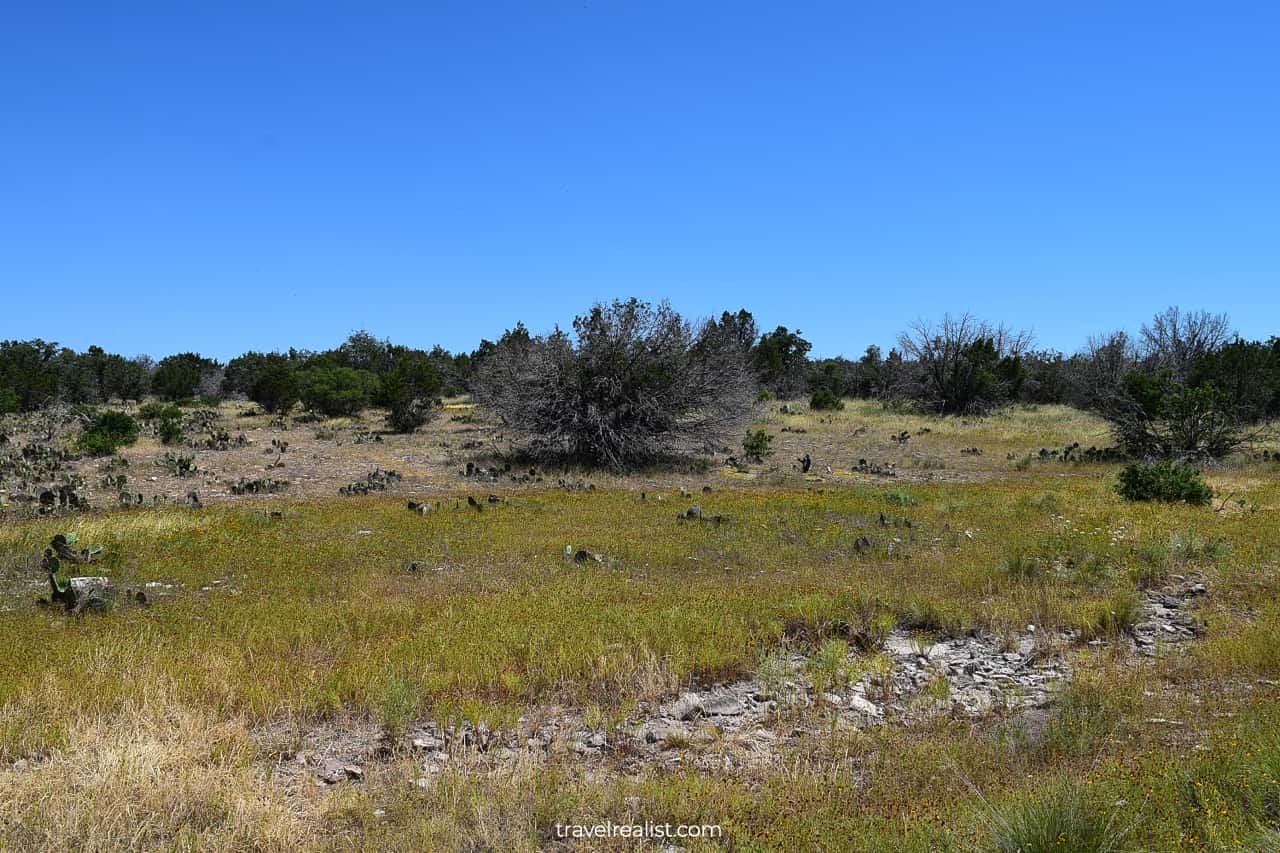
[701,693,745,716]
[317,758,346,783]
[70,576,110,596]
[663,692,704,721]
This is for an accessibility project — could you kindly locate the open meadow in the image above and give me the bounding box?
[3,400,1280,850]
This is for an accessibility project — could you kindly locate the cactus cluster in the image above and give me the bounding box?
[0,441,94,517]
[676,504,729,525]
[38,484,90,513]
[37,533,109,614]
[229,477,289,495]
[2,442,75,483]
[265,438,288,469]
[197,425,247,451]
[159,452,198,477]
[1006,443,1125,465]
[460,461,543,485]
[855,458,897,477]
[339,466,402,495]
[118,492,173,507]
[100,472,128,490]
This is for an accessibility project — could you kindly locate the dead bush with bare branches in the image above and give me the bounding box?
[474,298,756,471]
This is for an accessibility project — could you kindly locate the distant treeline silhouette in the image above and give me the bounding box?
[3,302,1277,461]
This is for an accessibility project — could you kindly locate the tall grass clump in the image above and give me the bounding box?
[378,676,418,742]
[1085,590,1141,640]
[983,781,1134,853]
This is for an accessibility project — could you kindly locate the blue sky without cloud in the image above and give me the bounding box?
[2,1,1277,360]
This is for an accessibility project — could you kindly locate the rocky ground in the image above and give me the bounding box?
[265,578,1206,791]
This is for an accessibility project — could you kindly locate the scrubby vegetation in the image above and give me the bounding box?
[0,428,1278,848]
[77,410,139,456]
[1117,460,1214,505]
[1,303,1278,849]
[298,366,379,417]
[12,302,1280,468]
[474,299,755,469]
[809,386,844,411]
[6,304,1279,467]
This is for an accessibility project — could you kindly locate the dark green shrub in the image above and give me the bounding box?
[248,362,300,414]
[1106,372,1241,459]
[79,410,140,456]
[379,354,442,433]
[809,387,845,411]
[221,351,272,397]
[0,339,61,411]
[138,402,182,421]
[0,387,18,414]
[199,394,221,407]
[743,429,774,462]
[752,326,812,396]
[299,367,379,417]
[1116,461,1212,505]
[152,353,219,401]
[101,354,149,402]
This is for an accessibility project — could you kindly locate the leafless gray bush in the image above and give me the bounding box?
[1074,309,1249,459]
[1140,306,1231,381]
[895,313,1033,414]
[474,298,756,470]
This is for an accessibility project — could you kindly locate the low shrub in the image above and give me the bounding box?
[79,410,139,456]
[1116,461,1212,505]
[299,367,379,417]
[743,429,774,462]
[473,299,755,470]
[386,398,437,433]
[380,358,442,433]
[809,387,845,411]
[248,362,300,414]
[137,402,182,421]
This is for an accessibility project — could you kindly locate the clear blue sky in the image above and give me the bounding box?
[2,1,1277,361]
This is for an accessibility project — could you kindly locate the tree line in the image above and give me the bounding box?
[3,302,1277,466]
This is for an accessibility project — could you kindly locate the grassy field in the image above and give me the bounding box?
[1,403,1279,850]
